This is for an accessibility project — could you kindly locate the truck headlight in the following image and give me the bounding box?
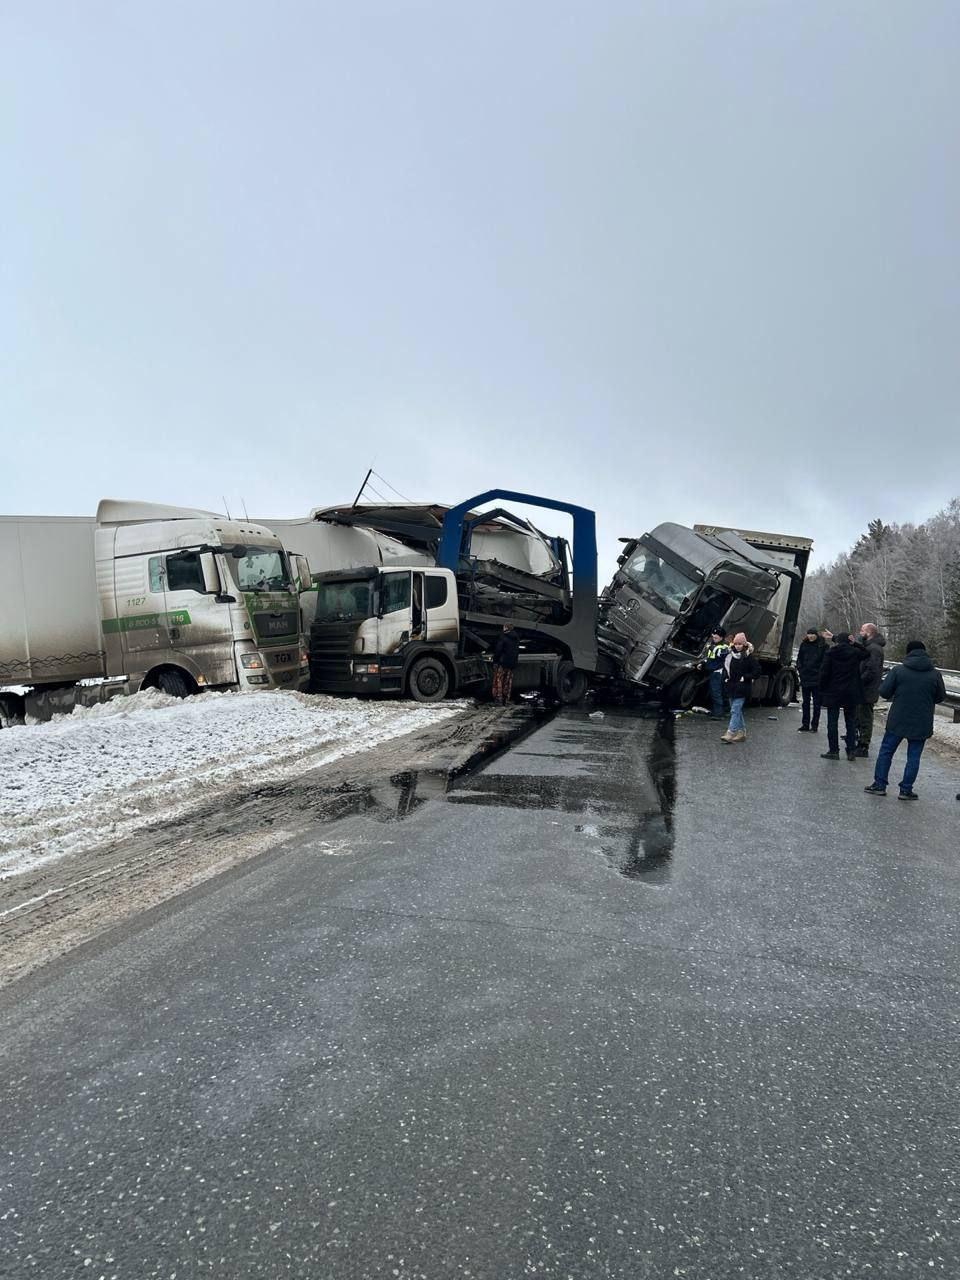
[354,662,379,675]
[240,653,264,670]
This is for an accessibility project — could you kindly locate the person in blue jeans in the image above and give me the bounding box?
[865,639,946,799]
[721,633,759,743]
[703,628,730,719]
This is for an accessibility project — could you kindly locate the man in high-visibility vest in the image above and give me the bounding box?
[703,628,730,719]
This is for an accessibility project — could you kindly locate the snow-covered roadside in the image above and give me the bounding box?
[1,689,467,878]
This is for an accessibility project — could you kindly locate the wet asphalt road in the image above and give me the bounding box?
[2,706,959,1279]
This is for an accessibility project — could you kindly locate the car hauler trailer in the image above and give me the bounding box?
[305,490,602,702]
[597,524,811,708]
[0,501,308,725]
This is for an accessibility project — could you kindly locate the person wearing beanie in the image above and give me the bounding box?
[720,633,760,743]
[865,639,946,799]
[796,626,828,732]
[817,629,868,760]
[854,621,887,757]
[702,626,730,719]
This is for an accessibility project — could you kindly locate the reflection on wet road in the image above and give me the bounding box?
[449,708,677,882]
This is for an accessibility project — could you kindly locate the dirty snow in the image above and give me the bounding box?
[0,689,467,877]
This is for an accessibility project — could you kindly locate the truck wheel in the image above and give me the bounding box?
[771,669,795,707]
[555,661,588,704]
[0,693,26,729]
[157,669,192,699]
[407,657,450,703]
[668,672,700,710]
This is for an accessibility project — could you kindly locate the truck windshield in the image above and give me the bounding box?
[234,548,291,593]
[622,548,698,614]
[315,580,373,622]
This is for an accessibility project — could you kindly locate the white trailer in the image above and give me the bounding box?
[0,501,309,725]
[257,516,432,632]
[0,515,103,689]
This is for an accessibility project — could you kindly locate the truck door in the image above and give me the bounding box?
[423,572,458,642]
[114,550,173,670]
[378,570,412,656]
[160,549,235,686]
[411,572,425,639]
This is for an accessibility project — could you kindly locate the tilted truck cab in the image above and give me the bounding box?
[597,523,811,708]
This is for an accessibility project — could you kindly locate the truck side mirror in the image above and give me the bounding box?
[199,551,226,597]
[292,553,312,593]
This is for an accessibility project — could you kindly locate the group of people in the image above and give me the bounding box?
[704,623,948,798]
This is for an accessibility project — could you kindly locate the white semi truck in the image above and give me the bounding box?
[0,500,308,725]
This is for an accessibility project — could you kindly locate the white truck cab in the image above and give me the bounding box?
[96,501,309,696]
[0,501,308,723]
[310,564,476,701]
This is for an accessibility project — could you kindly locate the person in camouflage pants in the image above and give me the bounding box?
[491,625,520,705]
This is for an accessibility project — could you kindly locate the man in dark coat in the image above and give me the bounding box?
[865,640,946,798]
[854,622,886,757]
[491,624,520,705]
[795,626,828,732]
[818,631,868,760]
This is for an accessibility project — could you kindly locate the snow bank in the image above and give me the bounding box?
[1,690,466,877]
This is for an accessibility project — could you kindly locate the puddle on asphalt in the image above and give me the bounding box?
[160,768,453,841]
[449,712,677,883]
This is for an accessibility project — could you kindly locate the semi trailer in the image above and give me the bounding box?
[0,501,308,725]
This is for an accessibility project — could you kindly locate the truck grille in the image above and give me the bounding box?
[309,622,358,691]
[253,610,299,640]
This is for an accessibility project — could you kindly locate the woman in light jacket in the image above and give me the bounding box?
[721,633,760,743]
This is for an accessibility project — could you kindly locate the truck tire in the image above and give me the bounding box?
[771,668,795,707]
[407,656,450,703]
[0,693,26,729]
[668,671,700,710]
[555,661,588,704]
[157,669,193,699]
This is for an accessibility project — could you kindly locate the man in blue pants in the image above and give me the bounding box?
[703,628,730,719]
[865,639,946,799]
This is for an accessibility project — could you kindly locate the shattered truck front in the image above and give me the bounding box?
[597,522,788,700]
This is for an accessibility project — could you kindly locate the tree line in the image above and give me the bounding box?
[797,498,960,667]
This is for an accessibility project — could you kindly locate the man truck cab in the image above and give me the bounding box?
[96,501,309,697]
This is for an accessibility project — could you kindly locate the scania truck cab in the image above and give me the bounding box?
[308,490,601,703]
[308,564,485,701]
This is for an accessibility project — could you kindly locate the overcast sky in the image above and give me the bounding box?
[2,1,958,578]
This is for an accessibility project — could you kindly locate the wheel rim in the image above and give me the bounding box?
[417,667,443,696]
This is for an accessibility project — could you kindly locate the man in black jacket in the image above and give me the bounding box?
[491,625,520,705]
[865,640,946,799]
[854,622,886,757]
[796,627,828,732]
[818,631,868,760]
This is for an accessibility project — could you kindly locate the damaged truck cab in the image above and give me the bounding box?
[598,523,811,708]
[307,491,600,703]
[308,564,480,701]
